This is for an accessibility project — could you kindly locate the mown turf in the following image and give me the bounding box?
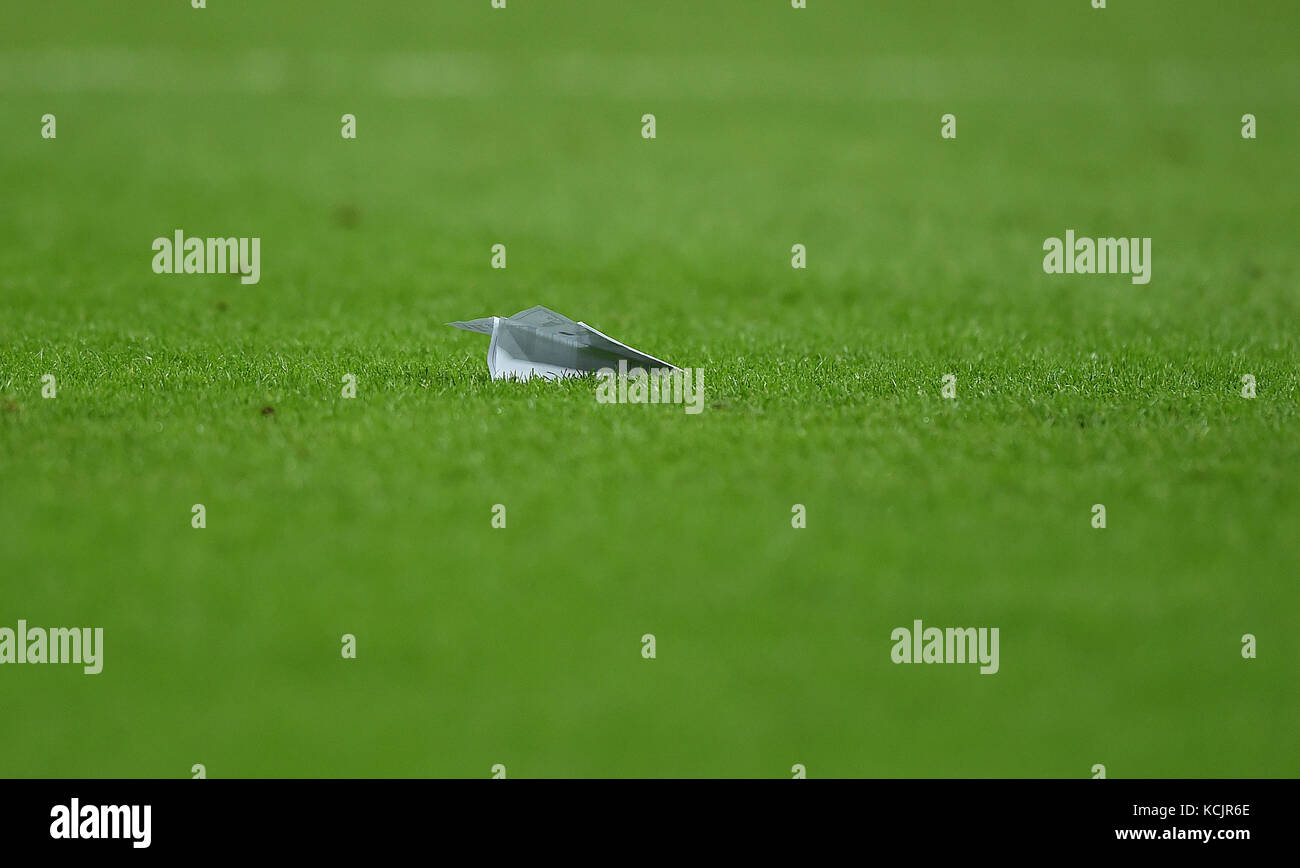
[1,1,1297,777]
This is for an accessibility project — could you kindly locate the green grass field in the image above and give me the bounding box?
[2,1,1297,778]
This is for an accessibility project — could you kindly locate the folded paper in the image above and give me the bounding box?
[449,306,679,381]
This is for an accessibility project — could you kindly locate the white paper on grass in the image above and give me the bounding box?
[448,306,680,381]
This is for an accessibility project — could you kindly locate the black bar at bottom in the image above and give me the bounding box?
[0,779,1287,855]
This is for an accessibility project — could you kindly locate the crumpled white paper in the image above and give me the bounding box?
[449,306,679,381]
